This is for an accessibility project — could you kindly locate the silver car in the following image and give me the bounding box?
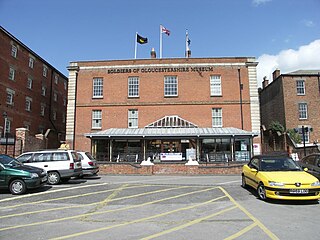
[77,151,99,176]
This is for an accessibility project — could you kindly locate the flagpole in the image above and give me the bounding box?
[185,29,189,58]
[134,32,138,59]
[159,25,162,59]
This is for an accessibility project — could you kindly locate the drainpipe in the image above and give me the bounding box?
[238,68,244,130]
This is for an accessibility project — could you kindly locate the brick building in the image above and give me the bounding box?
[66,54,260,162]
[259,69,320,156]
[0,26,68,150]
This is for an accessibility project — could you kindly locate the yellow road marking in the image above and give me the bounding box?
[141,205,237,240]
[0,186,219,231]
[0,183,109,204]
[219,187,279,240]
[0,185,190,219]
[224,222,257,240]
[50,195,229,240]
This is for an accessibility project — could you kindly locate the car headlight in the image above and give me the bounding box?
[30,173,39,178]
[311,181,320,186]
[268,181,285,187]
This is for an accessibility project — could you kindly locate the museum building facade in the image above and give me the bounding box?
[66,55,260,162]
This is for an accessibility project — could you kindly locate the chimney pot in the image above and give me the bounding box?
[272,69,280,80]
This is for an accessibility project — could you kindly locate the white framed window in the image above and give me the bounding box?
[298,126,310,143]
[29,57,34,68]
[53,110,57,121]
[4,118,11,134]
[43,65,48,77]
[164,76,178,97]
[9,67,15,80]
[6,88,15,105]
[11,45,17,58]
[27,77,33,89]
[54,75,59,84]
[25,97,32,112]
[128,77,139,97]
[92,110,102,129]
[41,86,46,96]
[128,109,138,128]
[212,108,222,127]
[298,103,308,119]
[53,92,58,102]
[296,80,305,95]
[40,104,46,116]
[93,78,103,98]
[210,75,222,96]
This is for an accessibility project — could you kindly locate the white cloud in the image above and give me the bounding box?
[257,39,320,87]
[302,19,315,28]
[252,0,272,6]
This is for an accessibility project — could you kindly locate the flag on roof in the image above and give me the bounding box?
[137,34,148,44]
[160,25,170,36]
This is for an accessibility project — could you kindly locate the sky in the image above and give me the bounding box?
[0,0,319,87]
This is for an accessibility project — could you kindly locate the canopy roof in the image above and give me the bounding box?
[85,127,256,139]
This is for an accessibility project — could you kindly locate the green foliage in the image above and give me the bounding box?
[269,121,285,133]
[287,129,302,144]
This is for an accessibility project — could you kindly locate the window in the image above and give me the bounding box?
[27,77,33,89]
[40,104,46,116]
[53,92,58,102]
[92,110,102,129]
[298,126,310,143]
[298,103,308,119]
[43,65,48,77]
[25,97,32,112]
[41,86,46,96]
[54,75,59,84]
[128,77,139,97]
[9,67,15,80]
[63,97,67,106]
[6,88,15,105]
[212,108,222,127]
[62,113,66,123]
[4,118,11,134]
[296,80,305,95]
[11,45,17,58]
[29,57,34,68]
[93,78,103,98]
[53,110,57,121]
[128,109,138,128]
[210,75,222,96]
[64,80,67,90]
[164,76,178,96]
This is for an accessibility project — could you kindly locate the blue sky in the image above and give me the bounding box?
[0,0,319,85]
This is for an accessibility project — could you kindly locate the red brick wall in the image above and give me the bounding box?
[98,163,244,175]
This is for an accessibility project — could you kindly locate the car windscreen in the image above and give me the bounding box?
[260,158,302,171]
[0,155,22,167]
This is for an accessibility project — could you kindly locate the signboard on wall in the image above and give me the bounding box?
[160,153,182,161]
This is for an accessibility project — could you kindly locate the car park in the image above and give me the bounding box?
[298,153,320,180]
[17,149,82,185]
[77,151,99,176]
[0,154,47,195]
[241,154,320,201]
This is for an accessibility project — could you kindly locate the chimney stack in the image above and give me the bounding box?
[262,76,269,89]
[272,69,280,80]
[150,48,156,59]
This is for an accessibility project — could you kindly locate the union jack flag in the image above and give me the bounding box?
[161,25,170,36]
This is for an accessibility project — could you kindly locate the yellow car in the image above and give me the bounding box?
[242,154,320,201]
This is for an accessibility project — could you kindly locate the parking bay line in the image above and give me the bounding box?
[219,187,279,240]
[50,195,231,240]
[0,184,190,219]
[0,186,220,232]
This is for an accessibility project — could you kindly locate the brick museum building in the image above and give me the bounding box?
[66,53,260,163]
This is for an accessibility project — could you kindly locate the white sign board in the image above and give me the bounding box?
[160,153,183,161]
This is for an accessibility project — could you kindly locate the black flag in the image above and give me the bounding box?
[137,34,148,44]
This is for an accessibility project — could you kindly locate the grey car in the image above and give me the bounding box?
[299,153,320,180]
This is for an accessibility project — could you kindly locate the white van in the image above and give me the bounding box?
[17,150,82,185]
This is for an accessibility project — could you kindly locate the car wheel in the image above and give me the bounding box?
[47,171,60,185]
[241,175,247,188]
[257,183,267,200]
[9,179,27,195]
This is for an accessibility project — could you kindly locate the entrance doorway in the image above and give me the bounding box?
[162,140,180,153]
